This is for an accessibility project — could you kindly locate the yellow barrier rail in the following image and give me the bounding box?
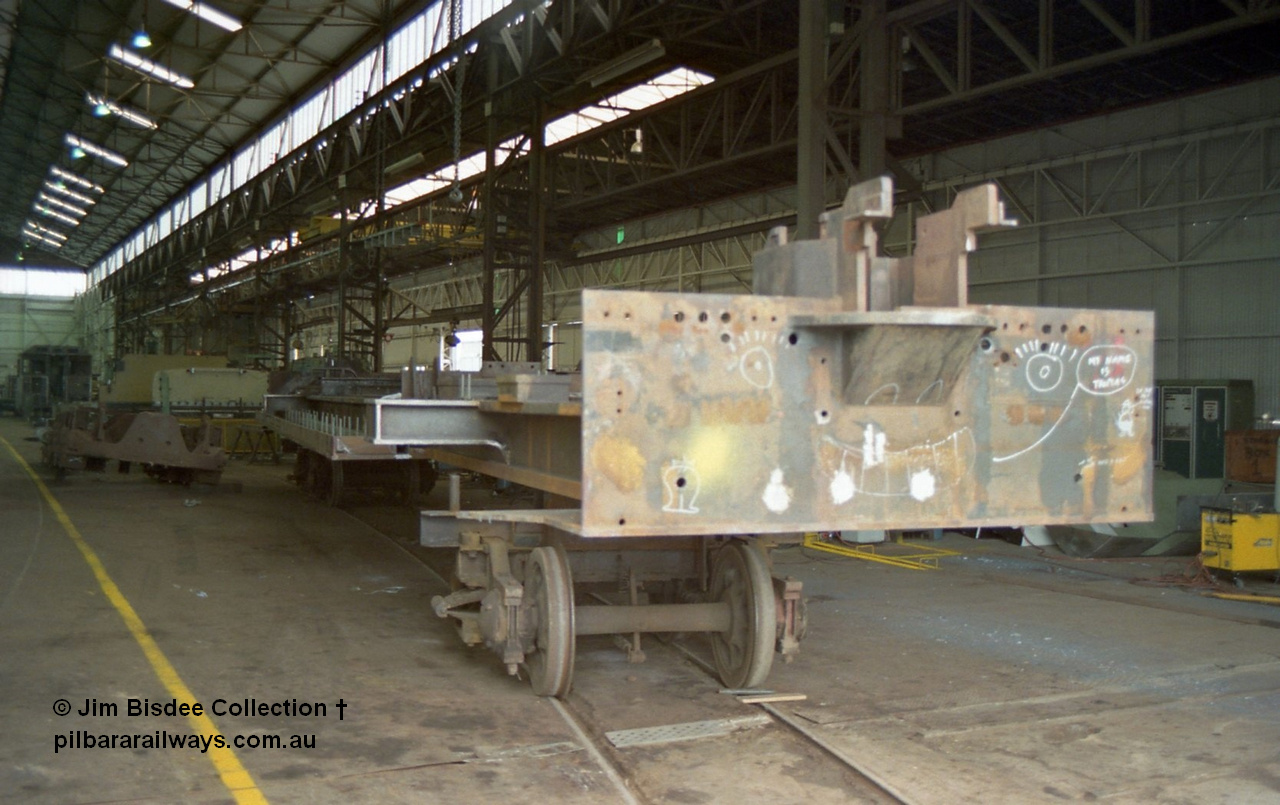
[802,532,961,570]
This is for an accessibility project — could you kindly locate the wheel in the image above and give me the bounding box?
[709,540,776,689]
[522,546,575,697]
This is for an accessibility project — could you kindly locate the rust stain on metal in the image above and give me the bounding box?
[1006,405,1024,426]
[591,434,646,493]
[698,396,772,426]
[1110,441,1146,485]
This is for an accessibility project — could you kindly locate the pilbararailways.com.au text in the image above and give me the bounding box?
[55,729,316,754]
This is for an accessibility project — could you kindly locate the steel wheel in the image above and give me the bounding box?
[522,546,575,697]
[709,540,776,689]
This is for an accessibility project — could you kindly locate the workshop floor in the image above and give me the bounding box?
[3,415,1279,804]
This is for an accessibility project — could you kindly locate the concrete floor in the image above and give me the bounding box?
[3,414,1280,804]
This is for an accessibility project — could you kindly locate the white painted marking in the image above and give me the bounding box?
[909,469,936,502]
[830,467,856,505]
[661,459,701,514]
[762,469,792,513]
[864,383,900,405]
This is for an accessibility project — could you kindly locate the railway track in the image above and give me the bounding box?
[345,500,912,805]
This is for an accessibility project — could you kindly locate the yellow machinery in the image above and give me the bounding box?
[1201,508,1280,573]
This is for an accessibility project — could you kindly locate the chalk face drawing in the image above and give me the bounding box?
[738,345,775,389]
[1025,353,1065,392]
[724,330,783,390]
[820,427,974,505]
[1076,345,1137,396]
[661,459,701,514]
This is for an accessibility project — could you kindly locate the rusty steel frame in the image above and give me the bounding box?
[368,176,1154,694]
[375,178,1155,537]
[42,405,227,483]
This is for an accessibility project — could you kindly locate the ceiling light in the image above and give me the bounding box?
[34,204,82,227]
[85,93,159,129]
[70,146,87,159]
[107,44,195,90]
[23,230,65,249]
[577,40,666,87]
[43,181,97,206]
[24,221,69,242]
[37,192,90,217]
[64,134,129,168]
[159,0,242,32]
[132,31,152,48]
[51,167,107,193]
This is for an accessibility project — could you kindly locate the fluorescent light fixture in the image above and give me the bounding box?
[107,44,195,89]
[43,181,97,206]
[64,134,129,168]
[86,93,158,129]
[384,152,426,175]
[159,0,242,32]
[578,40,666,87]
[37,192,90,217]
[23,230,65,249]
[23,222,68,241]
[51,166,106,193]
[132,30,152,48]
[34,204,82,227]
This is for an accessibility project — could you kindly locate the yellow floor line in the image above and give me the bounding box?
[1,436,269,805]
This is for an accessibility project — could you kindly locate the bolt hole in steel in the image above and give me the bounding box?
[720,333,731,343]
[676,477,687,488]
[604,310,610,318]
[720,311,731,323]
[788,333,798,345]
[699,311,709,323]
[1000,352,1011,363]
[709,541,776,689]
[979,337,994,352]
[674,311,685,323]
[1040,342,1049,351]
[522,546,575,697]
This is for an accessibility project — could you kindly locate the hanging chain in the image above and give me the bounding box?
[449,0,465,202]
